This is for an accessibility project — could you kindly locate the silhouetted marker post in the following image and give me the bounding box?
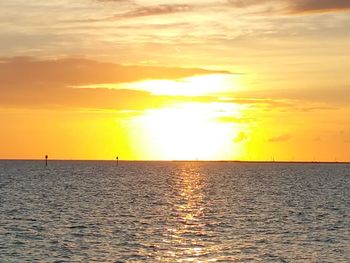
[116,156,119,167]
[45,155,48,167]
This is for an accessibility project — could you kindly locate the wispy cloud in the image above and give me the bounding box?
[226,0,275,8]
[72,4,194,23]
[227,0,350,14]
[288,0,350,14]
[232,88,349,107]
[120,4,193,18]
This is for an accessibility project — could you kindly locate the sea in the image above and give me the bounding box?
[0,160,349,262]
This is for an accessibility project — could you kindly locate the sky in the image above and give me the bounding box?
[0,0,350,161]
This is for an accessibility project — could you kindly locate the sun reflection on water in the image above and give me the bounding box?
[160,163,222,262]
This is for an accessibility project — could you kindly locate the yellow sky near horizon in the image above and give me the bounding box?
[0,0,350,161]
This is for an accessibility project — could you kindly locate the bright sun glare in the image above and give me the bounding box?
[132,103,243,160]
[116,74,247,160]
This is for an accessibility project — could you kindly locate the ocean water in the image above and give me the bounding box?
[0,161,349,262]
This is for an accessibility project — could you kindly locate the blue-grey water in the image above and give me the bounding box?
[0,161,349,262]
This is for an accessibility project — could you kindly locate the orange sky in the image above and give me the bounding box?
[0,0,350,161]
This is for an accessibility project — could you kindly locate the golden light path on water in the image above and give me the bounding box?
[161,163,222,261]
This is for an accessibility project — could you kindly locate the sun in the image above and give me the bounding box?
[130,103,241,160]
[119,74,246,160]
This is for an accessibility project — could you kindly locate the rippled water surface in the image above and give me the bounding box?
[0,161,349,262]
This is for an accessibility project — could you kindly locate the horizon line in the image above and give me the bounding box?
[0,158,349,164]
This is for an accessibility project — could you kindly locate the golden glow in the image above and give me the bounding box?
[2,1,350,162]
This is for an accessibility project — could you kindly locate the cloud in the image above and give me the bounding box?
[233,131,248,143]
[119,5,193,18]
[288,0,350,14]
[232,88,349,107]
[0,56,229,85]
[227,0,274,8]
[267,134,292,143]
[73,4,194,23]
[224,98,294,108]
[1,57,344,114]
[227,0,350,14]
[0,56,230,110]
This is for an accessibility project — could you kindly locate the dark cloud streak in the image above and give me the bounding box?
[119,4,193,18]
[0,56,229,85]
[0,56,230,110]
[289,0,350,14]
[227,0,350,14]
